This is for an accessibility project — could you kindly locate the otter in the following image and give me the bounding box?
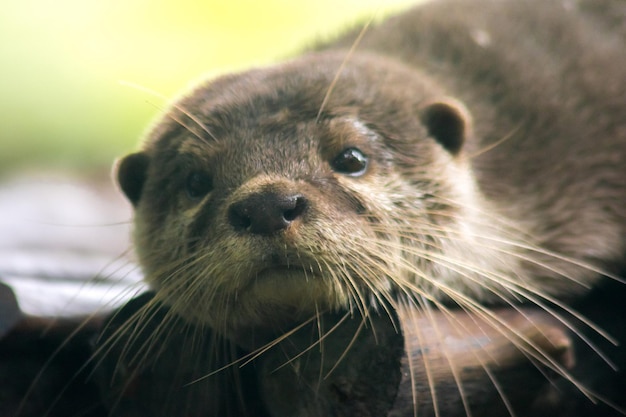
[112,0,625,414]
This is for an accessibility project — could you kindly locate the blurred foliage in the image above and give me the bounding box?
[0,0,416,175]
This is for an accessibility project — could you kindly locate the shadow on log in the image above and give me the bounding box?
[90,284,626,417]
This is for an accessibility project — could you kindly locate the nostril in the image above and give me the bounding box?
[283,195,307,222]
[228,205,252,232]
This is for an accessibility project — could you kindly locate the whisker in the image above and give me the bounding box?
[421,296,473,417]
[269,311,351,374]
[315,15,374,123]
[467,123,523,159]
[323,313,367,380]
[397,298,437,417]
[417,283,599,401]
[119,79,218,145]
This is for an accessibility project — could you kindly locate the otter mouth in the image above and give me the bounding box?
[227,264,335,330]
[241,261,331,297]
[254,264,314,281]
[251,250,320,279]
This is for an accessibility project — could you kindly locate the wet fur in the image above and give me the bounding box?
[113,0,625,414]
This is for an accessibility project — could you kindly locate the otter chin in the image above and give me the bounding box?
[116,0,626,344]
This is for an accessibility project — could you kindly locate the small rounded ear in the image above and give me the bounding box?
[419,97,473,155]
[115,152,150,206]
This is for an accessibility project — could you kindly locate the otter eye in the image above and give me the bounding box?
[185,171,213,199]
[331,147,368,176]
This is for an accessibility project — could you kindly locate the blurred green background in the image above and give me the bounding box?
[0,0,416,176]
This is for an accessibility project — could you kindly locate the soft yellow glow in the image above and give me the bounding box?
[0,0,418,172]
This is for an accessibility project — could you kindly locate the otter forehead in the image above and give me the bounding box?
[147,50,443,152]
[181,51,411,117]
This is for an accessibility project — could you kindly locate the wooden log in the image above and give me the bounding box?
[92,294,593,417]
[255,305,575,417]
[256,284,626,416]
[5,284,621,417]
[390,306,573,417]
[255,310,405,417]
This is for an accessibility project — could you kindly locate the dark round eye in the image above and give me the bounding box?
[331,147,368,176]
[185,171,213,199]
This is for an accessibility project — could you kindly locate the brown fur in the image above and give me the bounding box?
[116,0,626,343]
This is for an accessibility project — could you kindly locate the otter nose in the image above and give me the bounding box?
[228,192,308,235]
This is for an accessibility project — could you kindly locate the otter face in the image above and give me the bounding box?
[116,52,479,338]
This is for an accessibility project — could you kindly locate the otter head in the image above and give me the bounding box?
[116,51,484,341]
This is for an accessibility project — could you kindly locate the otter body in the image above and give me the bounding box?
[117,0,626,344]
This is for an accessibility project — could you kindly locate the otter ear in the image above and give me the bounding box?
[419,97,472,156]
[116,152,150,206]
